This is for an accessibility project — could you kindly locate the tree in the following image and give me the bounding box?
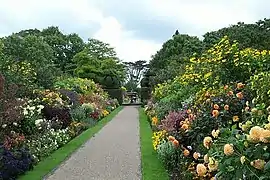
[203,18,270,50]
[73,39,126,88]
[147,33,204,86]
[124,60,148,91]
[86,38,117,60]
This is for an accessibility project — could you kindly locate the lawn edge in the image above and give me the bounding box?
[19,106,123,180]
[139,107,169,180]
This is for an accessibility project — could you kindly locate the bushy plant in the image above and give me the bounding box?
[0,145,35,180]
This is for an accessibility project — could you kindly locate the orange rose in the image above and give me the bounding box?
[236,92,244,99]
[187,109,192,114]
[212,110,219,118]
[172,139,179,147]
[183,149,190,157]
[213,104,219,110]
[227,91,234,96]
[237,82,245,89]
[168,136,175,142]
[233,116,239,122]
[224,85,229,90]
[224,105,229,111]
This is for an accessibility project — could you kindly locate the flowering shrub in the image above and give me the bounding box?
[145,37,270,179]
[0,145,35,180]
[26,128,71,162]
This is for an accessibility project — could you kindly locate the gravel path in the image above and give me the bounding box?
[45,106,141,180]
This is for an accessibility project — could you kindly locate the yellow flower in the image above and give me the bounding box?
[249,126,263,142]
[213,104,219,110]
[203,137,213,149]
[152,116,158,126]
[233,116,239,122]
[224,144,234,156]
[204,154,209,163]
[260,129,270,143]
[208,157,218,172]
[196,164,207,177]
[240,156,246,164]
[211,129,220,138]
[237,82,245,89]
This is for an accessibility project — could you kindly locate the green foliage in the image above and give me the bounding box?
[104,88,123,105]
[203,18,270,50]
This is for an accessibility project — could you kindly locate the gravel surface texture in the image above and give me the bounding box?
[45,106,141,180]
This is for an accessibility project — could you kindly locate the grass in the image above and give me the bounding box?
[19,106,123,180]
[139,108,169,180]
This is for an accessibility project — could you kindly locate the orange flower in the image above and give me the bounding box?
[151,116,158,126]
[172,139,179,147]
[183,149,190,157]
[213,104,219,110]
[212,110,219,118]
[237,82,245,89]
[181,124,189,130]
[203,137,213,149]
[168,136,175,142]
[236,92,243,99]
[227,91,234,96]
[233,116,239,122]
[187,109,192,114]
[224,105,229,111]
[251,159,266,170]
[224,85,229,90]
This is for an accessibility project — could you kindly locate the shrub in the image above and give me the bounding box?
[0,145,35,180]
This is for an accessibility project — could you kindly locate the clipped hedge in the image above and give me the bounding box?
[141,87,151,103]
[104,88,123,105]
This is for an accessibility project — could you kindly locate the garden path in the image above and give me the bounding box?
[45,106,141,180]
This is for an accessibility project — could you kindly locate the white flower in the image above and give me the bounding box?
[2,124,7,128]
[13,122,18,126]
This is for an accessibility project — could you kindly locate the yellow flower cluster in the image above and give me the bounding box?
[152,130,166,150]
[151,116,158,126]
[247,126,270,143]
[102,110,109,117]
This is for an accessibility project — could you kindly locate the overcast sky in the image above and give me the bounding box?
[0,0,269,62]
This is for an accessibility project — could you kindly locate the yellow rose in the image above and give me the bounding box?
[224,144,234,156]
[203,137,213,149]
[196,164,207,177]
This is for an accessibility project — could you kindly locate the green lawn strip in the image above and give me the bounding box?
[19,106,123,180]
[139,108,169,180]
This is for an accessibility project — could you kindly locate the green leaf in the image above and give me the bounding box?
[264,160,270,171]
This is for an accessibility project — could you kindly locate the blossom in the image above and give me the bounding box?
[196,164,207,177]
[183,149,190,157]
[224,105,229,111]
[181,124,189,130]
[2,124,7,128]
[211,129,220,138]
[168,136,175,141]
[193,152,200,160]
[227,91,234,96]
[224,144,234,156]
[13,122,18,126]
[187,109,192,114]
[236,92,243,99]
[240,156,246,164]
[237,82,245,89]
[212,110,219,118]
[260,129,270,143]
[172,139,179,147]
[249,126,263,142]
[204,154,209,163]
[151,116,158,126]
[232,116,239,122]
[203,137,213,149]
[213,104,219,110]
[208,157,218,172]
[250,159,266,170]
